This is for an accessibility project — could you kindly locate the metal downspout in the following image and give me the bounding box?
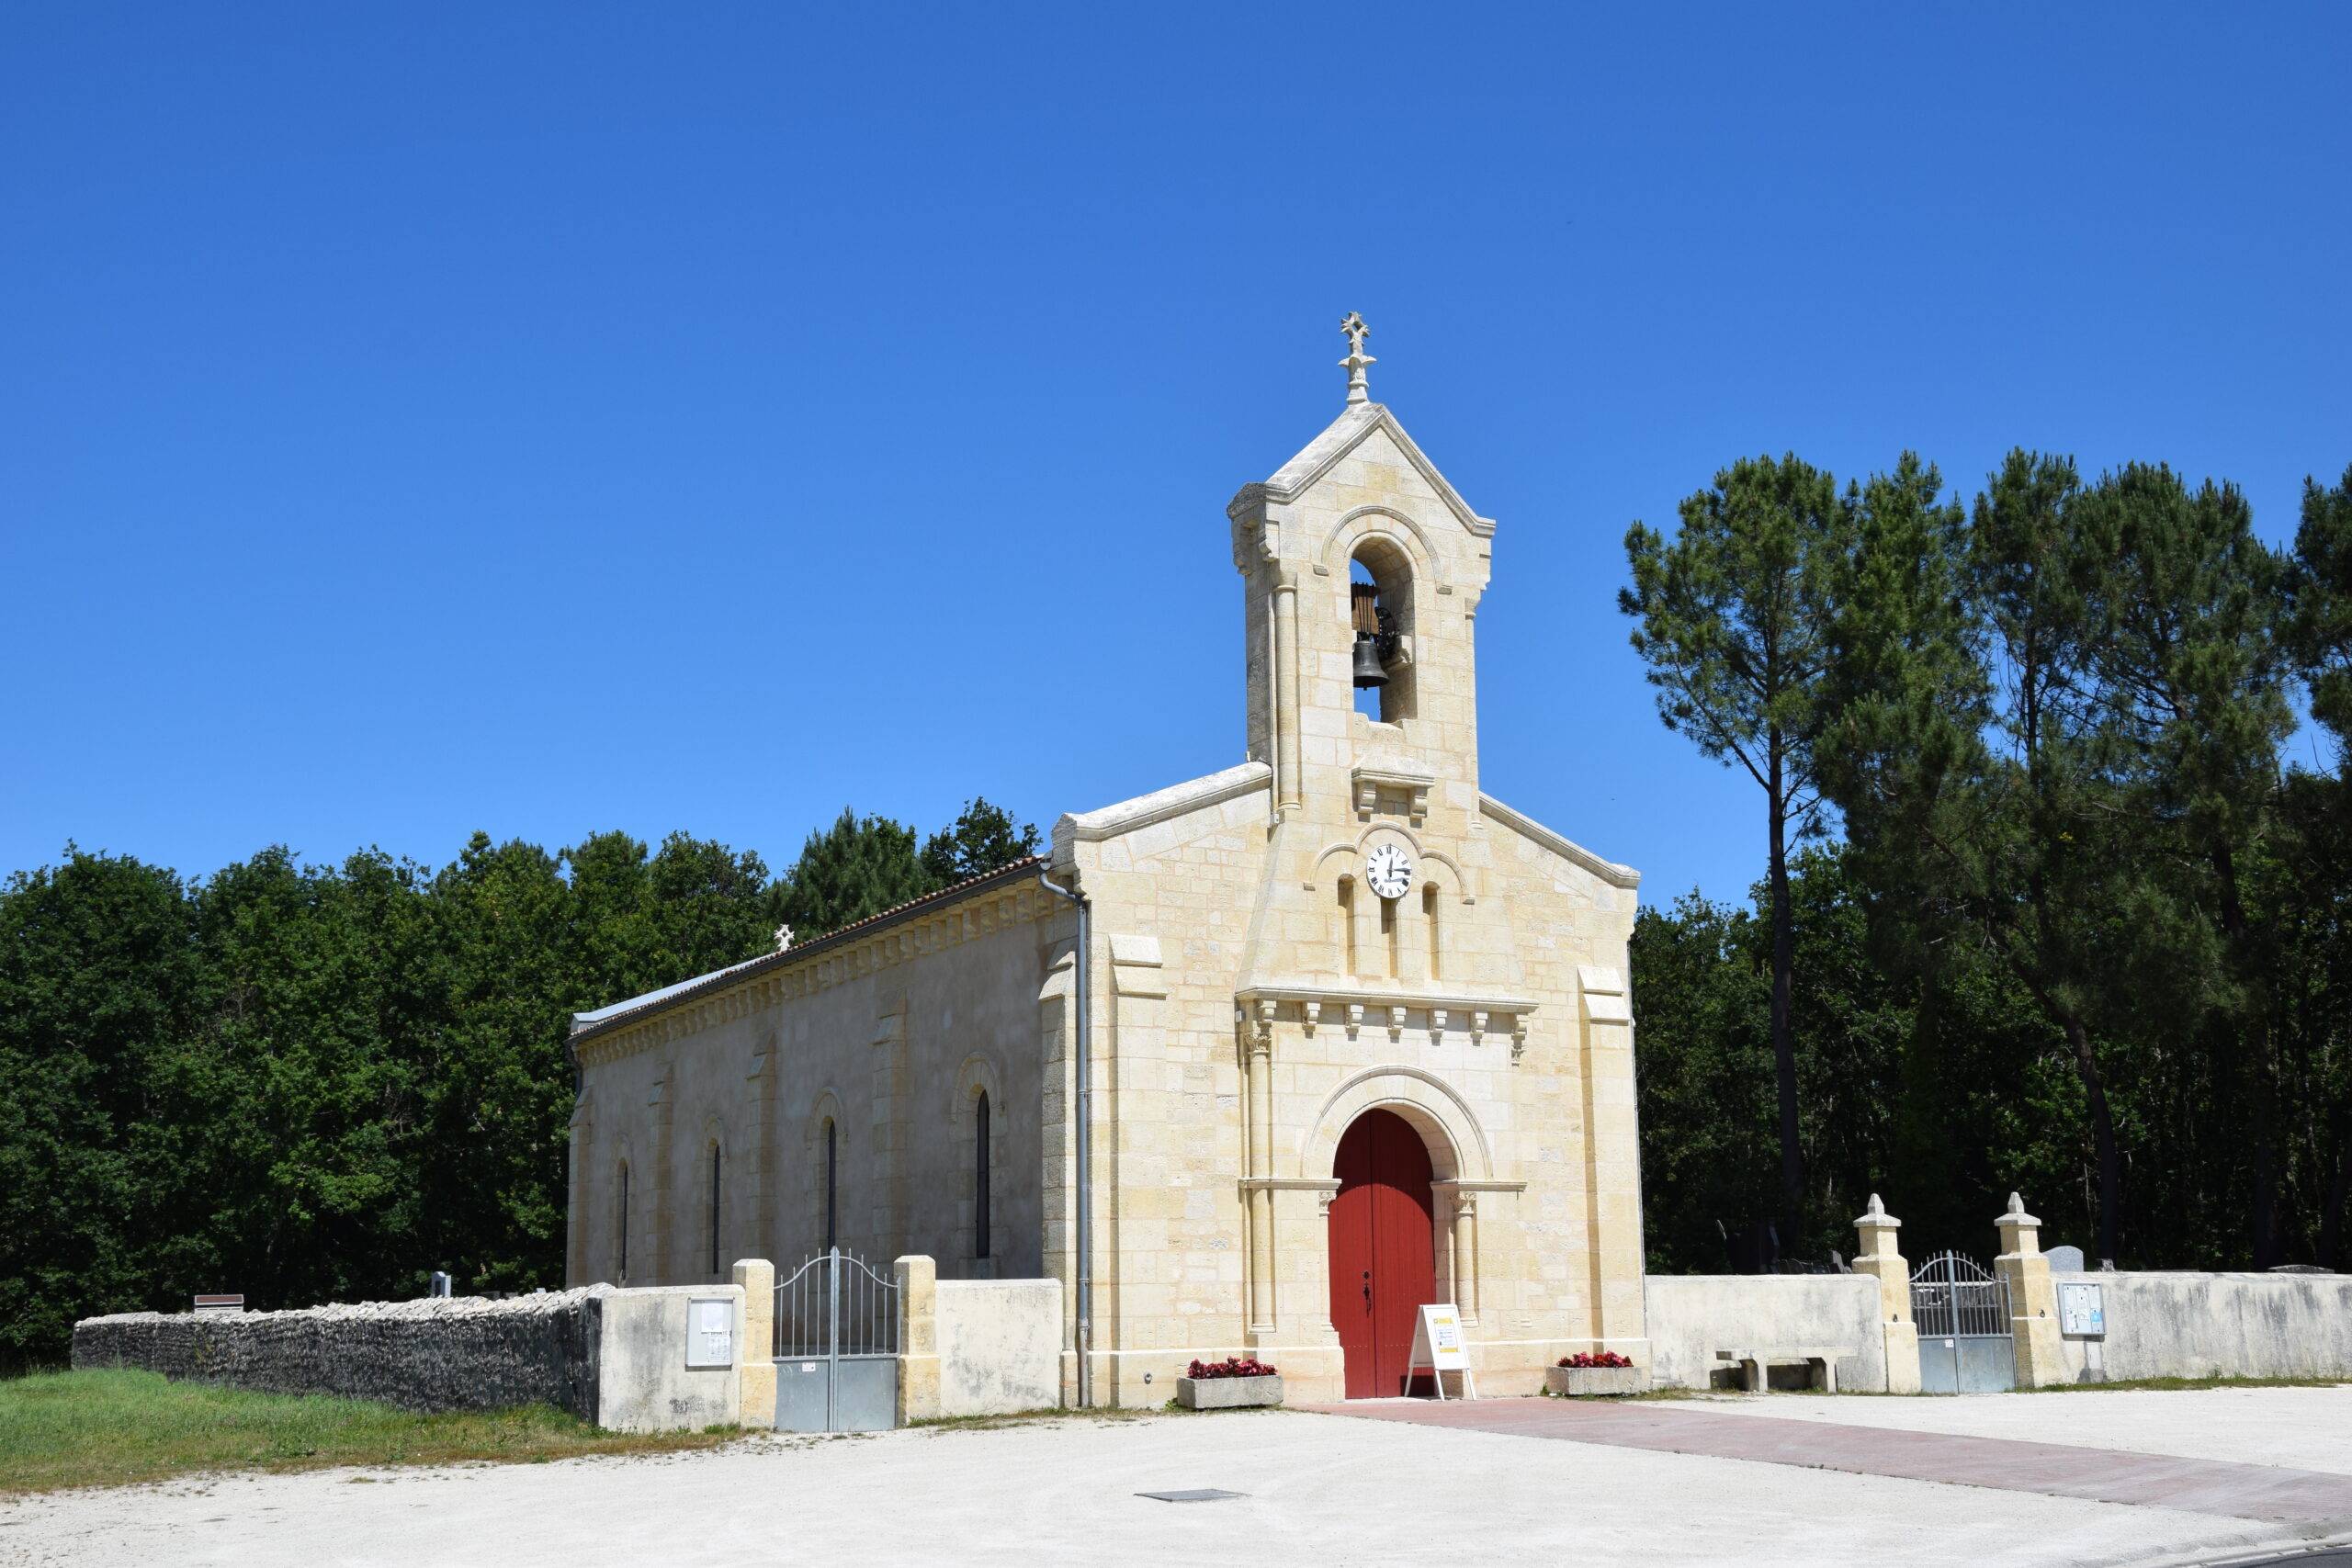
[1037,868,1091,1407]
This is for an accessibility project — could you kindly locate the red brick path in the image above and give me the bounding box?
[1297,1398,2352,1526]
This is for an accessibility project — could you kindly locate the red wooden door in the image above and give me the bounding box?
[1327,1109,1436,1398]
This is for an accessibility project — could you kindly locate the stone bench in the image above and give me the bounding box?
[1714,1346,1855,1393]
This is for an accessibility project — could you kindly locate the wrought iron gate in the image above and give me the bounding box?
[1909,1250,2016,1394]
[774,1247,900,1432]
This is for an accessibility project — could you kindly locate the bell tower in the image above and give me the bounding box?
[1228,314,1496,832]
[1227,316,1502,998]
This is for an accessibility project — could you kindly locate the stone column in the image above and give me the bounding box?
[1994,1193,2066,1387]
[1450,1191,1481,1325]
[1849,1194,1920,1393]
[1273,573,1302,815]
[895,1254,940,1425]
[1245,1004,1276,1335]
[733,1258,775,1426]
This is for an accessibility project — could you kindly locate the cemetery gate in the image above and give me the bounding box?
[774,1247,899,1431]
[1909,1250,2016,1394]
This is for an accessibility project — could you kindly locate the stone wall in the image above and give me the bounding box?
[935,1278,1060,1417]
[1644,1275,1887,1393]
[2052,1271,2352,1383]
[73,1283,749,1431]
[72,1290,605,1416]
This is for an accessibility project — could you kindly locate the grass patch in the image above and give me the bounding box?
[0,1369,747,1495]
[2020,1373,2352,1394]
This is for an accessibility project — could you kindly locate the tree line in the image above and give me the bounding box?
[1626,456,2352,1275]
[0,800,1037,1371]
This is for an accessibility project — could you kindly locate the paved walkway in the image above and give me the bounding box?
[1300,1397,2352,1527]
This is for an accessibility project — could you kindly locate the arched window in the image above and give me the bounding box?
[707,1143,723,1276]
[1380,886,1400,978]
[1339,874,1358,976]
[975,1090,991,1261]
[823,1118,838,1250]
[616,1163,631,1284]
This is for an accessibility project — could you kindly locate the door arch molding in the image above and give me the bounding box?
[1298,1065,1491,1182]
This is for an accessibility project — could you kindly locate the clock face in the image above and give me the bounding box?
[1365,844,1414,900]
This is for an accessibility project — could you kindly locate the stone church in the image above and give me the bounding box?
[565,320,1648,1404]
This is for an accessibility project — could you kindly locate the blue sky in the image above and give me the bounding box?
[4,5,2347,908]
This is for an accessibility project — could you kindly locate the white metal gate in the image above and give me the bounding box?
[1909,1250,2016,1394]
[774,1247,899,1432]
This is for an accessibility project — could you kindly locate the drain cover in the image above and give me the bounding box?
[1136,1489,1246,1503]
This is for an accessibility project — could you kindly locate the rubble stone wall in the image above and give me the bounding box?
[71,1288,610,1417]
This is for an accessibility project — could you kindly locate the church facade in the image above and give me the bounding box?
[565,322,1649,1404]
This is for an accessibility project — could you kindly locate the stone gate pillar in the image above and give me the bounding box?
[1993,1194,2066,1387]
[734,1258,775,1426]
[1849,1195,1920,1393]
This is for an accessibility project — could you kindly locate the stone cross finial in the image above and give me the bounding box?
[1339,311,1376,405]
[775,923,795,951]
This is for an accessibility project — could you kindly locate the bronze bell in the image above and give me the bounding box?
[1351,582,1388,688]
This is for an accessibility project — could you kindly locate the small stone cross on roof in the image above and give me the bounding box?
[1339,311,1376,405]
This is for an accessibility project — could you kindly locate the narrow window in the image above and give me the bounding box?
[824,1118,838,1250]
[1423,883,1442,980]
[707,1144,722,1276]
[975,1090,992,1260]
[1339,876,1358,976]
[617,1164,630,1283]
[1381,894,1399,978]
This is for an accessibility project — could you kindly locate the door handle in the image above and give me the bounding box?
[1362,1270,1372,1305]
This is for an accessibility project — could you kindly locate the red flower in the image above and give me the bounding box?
[1184,1355,1280,1379]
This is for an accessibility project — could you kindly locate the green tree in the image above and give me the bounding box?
[2078,464,2294,1262]
[1623,454,1849,1251]
[919,797,1043,886]
[2284,466,2352,1261]
[0,851,201,1371]
[766,810,933,940]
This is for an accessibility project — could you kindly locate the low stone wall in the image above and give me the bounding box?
[588,1284,743,1432]
[2053,1271,2352,1383]
[1645,1275,1887,1393]
[934,1279,1060,1417]
[72,1283,748,1430]
[72,1289,606,1417]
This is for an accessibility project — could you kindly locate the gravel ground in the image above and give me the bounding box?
[4,1396,2344,1568]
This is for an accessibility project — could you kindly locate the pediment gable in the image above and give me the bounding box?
[1228,401,1496,538]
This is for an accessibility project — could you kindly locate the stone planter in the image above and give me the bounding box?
[1176,1374,1283,1410]
[1546,1365,1645,1397]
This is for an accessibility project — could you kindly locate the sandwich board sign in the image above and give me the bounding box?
[1405,1303,1476,1400]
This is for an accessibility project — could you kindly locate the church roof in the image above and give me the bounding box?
[1230,400,1497,538]
[568,853,1050,1045]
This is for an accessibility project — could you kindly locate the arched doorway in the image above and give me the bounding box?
[1327,1107,1436,1398]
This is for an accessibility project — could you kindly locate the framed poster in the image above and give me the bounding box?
[685,1297,737,1369]
[2057,1281,2105,1337]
